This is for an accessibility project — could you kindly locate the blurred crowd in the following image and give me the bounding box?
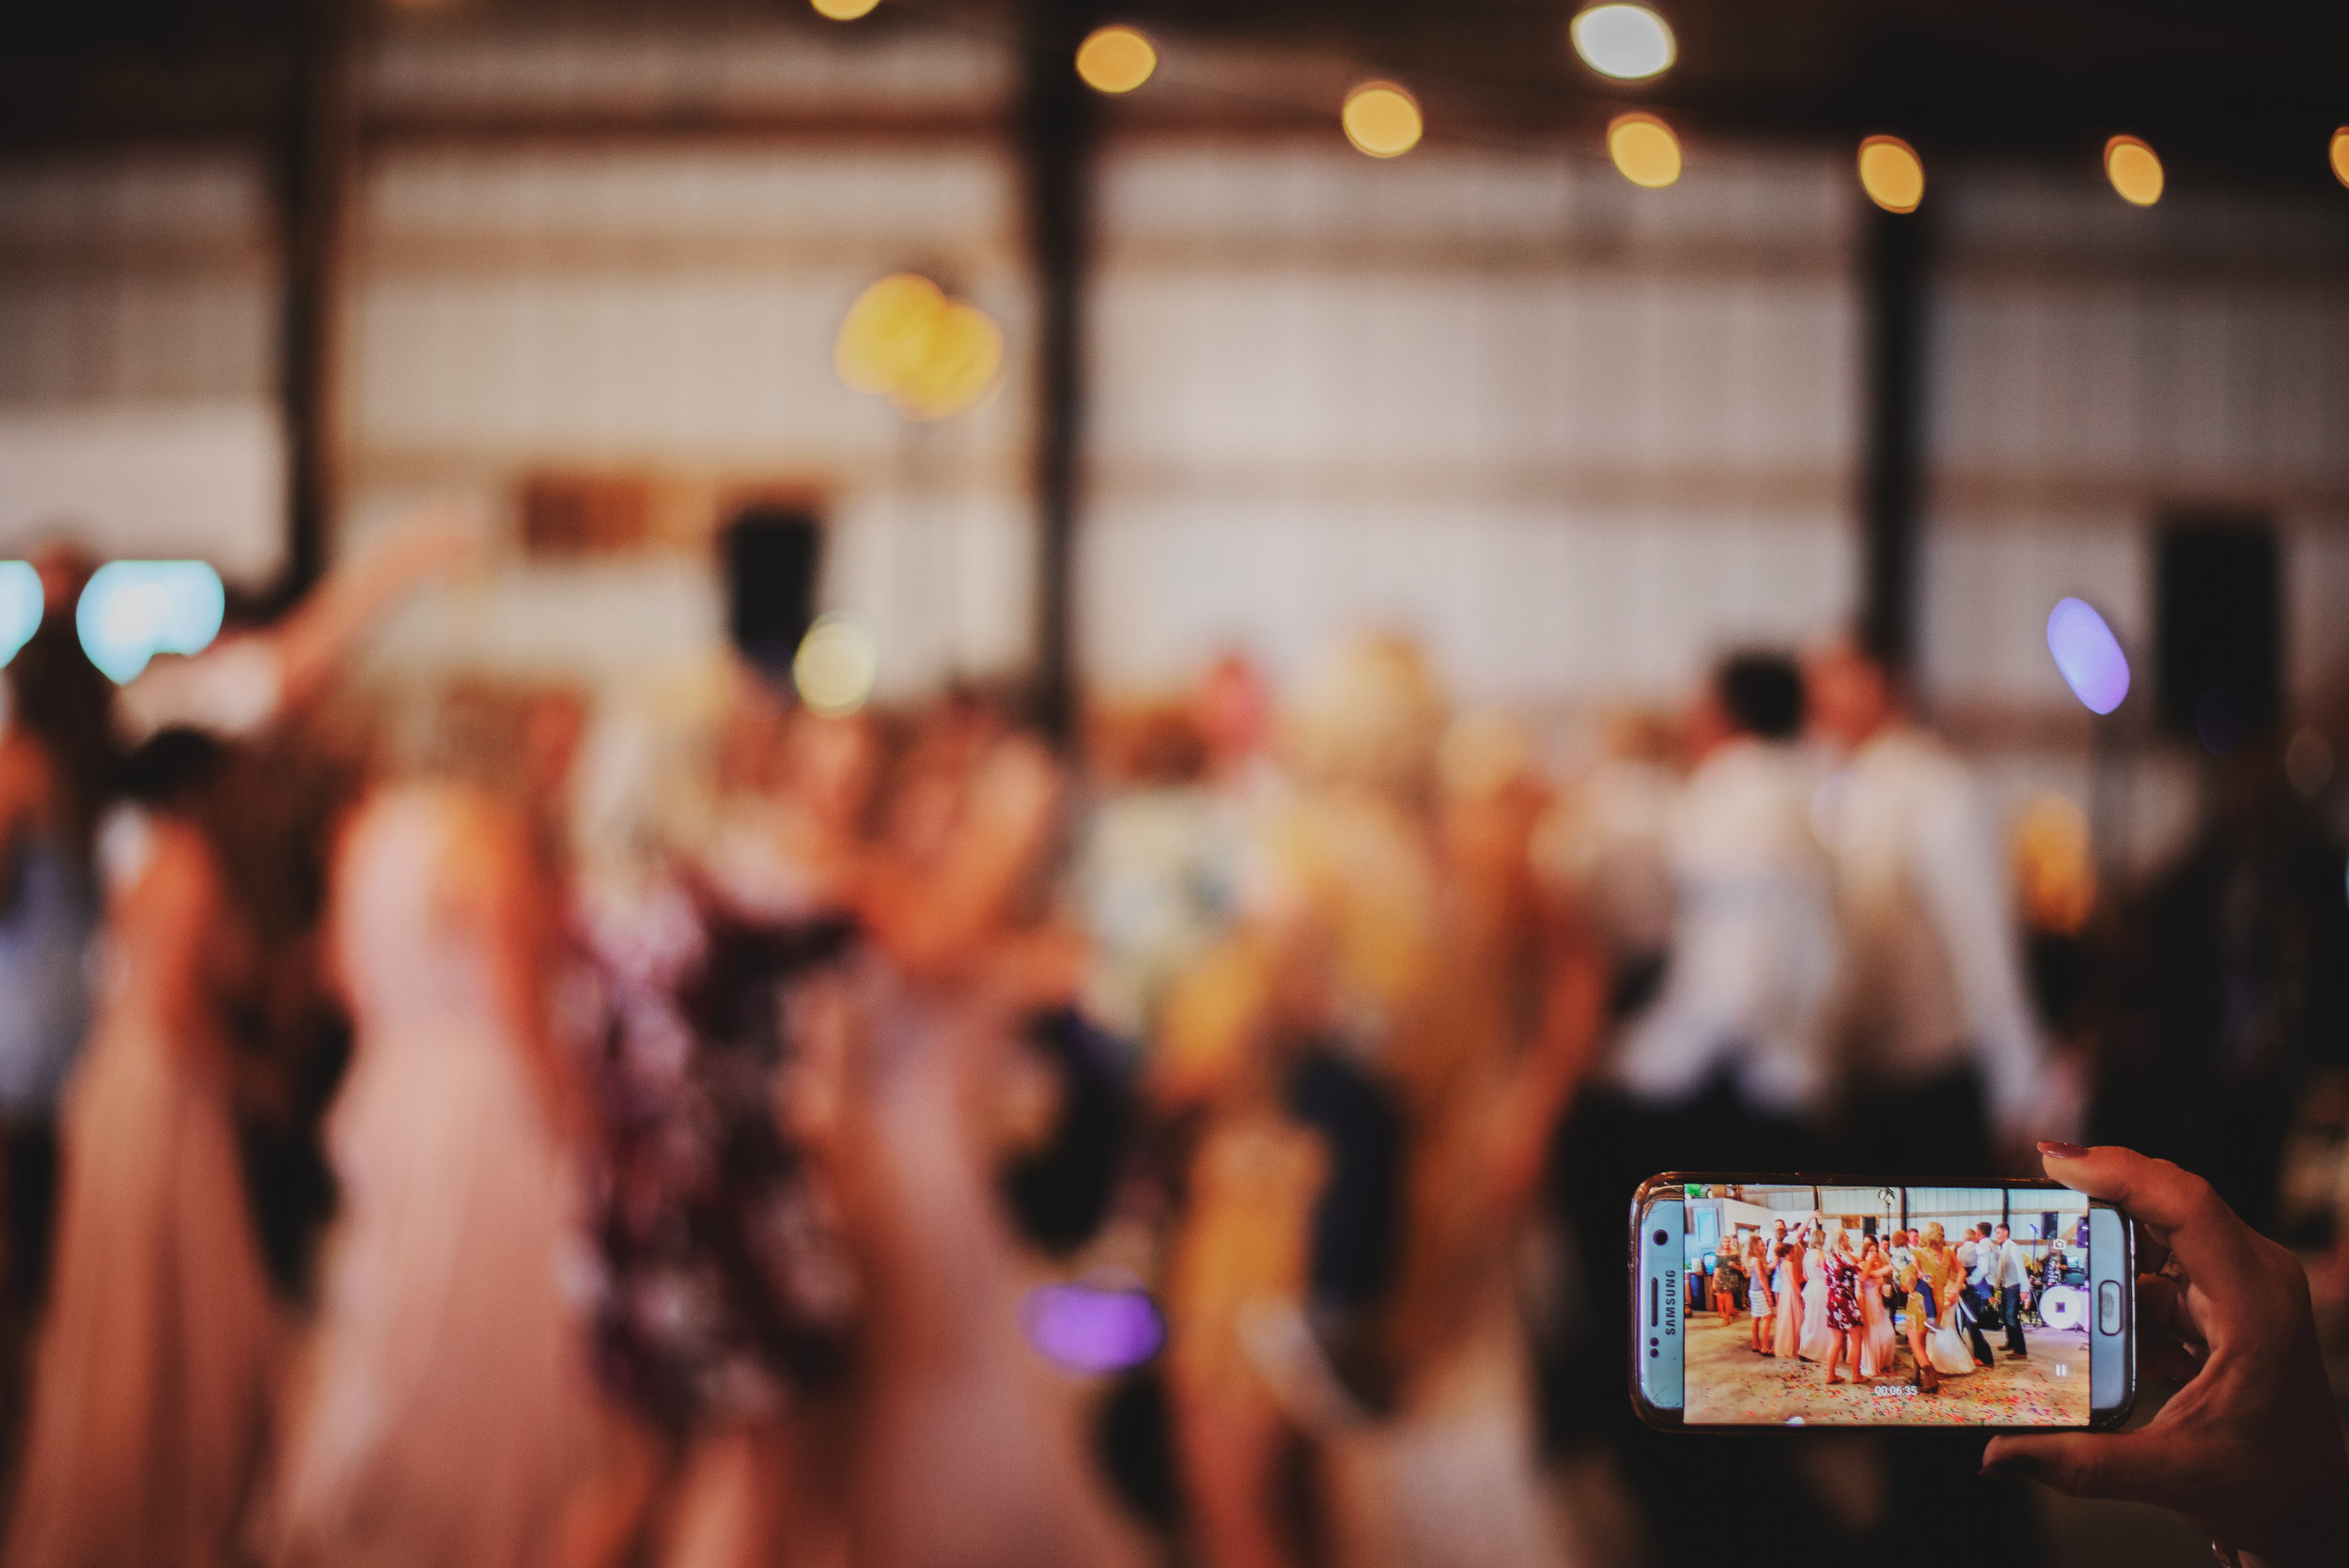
[0,507,2345,1568]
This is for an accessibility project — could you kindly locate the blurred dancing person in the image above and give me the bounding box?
[1805,634,2054,1175]
[5,738,303,1568]
[0,548,110,1335]
[1549,653,1846,1557]
[260,786,595,1568]
[558,691,867,1568]
[1809,620,2065,1560]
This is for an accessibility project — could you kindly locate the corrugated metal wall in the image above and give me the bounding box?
[0,153,285,581]
[1082,136,1862,706]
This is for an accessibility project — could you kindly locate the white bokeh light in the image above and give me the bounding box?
[792,613,880,716]
[1570,4,1676,81]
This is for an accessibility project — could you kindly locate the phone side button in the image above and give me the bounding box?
[2097,1280,2121,1333]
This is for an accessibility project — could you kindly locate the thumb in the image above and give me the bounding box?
[1979,1427,2198,1507]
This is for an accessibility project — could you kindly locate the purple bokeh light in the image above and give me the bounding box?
[2045,598,2130,715]
[1020,1281,1164,1374]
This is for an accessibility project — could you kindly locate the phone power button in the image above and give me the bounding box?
[2097,1280,2122,1333]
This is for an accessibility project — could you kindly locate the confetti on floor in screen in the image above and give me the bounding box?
[1682,1312,2092,1426]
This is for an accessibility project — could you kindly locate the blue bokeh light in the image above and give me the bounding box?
[76,561,225,685]
[2045,597,2130,715]
[0,562,41,668]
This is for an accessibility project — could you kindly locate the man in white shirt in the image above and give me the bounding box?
[1987,1223,2032,1358]
[1956,1225,1997,1366]
[1807,635,2053,1176]
[1610,653,1842,1142]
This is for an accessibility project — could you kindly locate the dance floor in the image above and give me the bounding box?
[1682,1310,2092,1427]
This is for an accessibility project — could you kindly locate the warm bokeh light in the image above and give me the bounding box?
[1608,112,1682,188]
[835,273,946,396]
[1076,25,1157,94]
[811,0,881,19]
[834,274,1003,420]
[2104,135,2163,207]
[892,301,1004,420]
[2013,792,2096,937]
[1857,134,1924,213]
[1569,4,1676,81]
[75,560,225,684]
[793,613,880,716]
[2045,596,2129,715]
[2331,127,2349,188]
[1342,83,1423,159]
[0,561,40,667]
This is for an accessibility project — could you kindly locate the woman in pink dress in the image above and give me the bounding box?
[1770,1243,1802,1358]
[259,784,596,1568]
[6,755,290,1568]
[1797,1226,1836,1362]
[1856,1236,1897,1378]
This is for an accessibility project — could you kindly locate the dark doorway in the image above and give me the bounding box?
[2155,517,2279,754]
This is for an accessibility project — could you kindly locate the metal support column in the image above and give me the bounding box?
[1018,0,1097,742]
[272,0,357,603]
[1859,201,1930,672]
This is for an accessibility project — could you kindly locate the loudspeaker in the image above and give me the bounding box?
[2155,517,2278,753]
[722,506,821,678]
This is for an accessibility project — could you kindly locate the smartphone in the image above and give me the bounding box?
[1630,1173,2134,1430]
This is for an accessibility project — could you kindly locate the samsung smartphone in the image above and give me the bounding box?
[1630,1173,2134,1430]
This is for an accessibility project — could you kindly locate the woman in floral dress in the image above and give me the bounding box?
[1820,1234,1864,1386]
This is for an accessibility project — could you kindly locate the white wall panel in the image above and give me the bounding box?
[343,138,1032,692]
[0,152,283,578]
[0,404,286,582]
[1923,170,2349,715]
[1085,139,1862,707]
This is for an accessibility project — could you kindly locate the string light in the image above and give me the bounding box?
[1342,82,1423,159]
[834,273,1003,420]
[1608,112,1681,188]
[811,0,880,19]
[1076,25,1156,94]
[1857,134,1924,213]
[2104,135,2163,206]
[1569,5,1676,82]
[2330,127,2349,188]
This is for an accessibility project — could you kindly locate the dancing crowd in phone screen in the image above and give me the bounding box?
[1709,1211,2078,1399]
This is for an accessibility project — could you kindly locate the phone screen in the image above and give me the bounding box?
[1670,1182,2097,1427]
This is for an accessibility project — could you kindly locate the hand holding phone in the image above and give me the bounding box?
[1982,1144,2349,1568]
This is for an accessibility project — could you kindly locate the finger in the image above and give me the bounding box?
[2036,1144,2257,1287]
[1980,1427,2201,1506]
[2134,1220,2170,1280]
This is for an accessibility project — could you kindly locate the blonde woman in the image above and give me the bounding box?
[1744,1235,1775,1354]
[1856,1236,1897,1378]
[1797,1224,1835,1362]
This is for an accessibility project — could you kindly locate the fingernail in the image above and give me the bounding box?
[2037,1141,2089,1160]
[1979,1453,2040,1480]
